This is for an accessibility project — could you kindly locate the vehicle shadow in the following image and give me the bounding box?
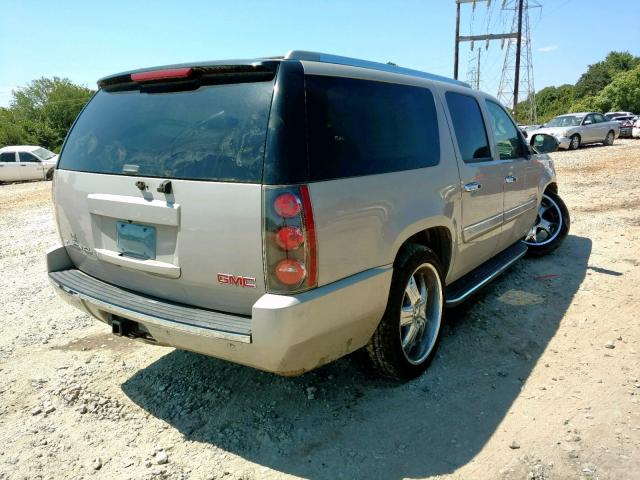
[122,235,591,479]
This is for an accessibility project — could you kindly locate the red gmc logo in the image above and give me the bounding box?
[217,273,257,288]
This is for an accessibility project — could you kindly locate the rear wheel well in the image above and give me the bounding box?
[545,182,558,195]
[402,227,452,277]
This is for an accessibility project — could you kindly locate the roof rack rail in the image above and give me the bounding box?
[284,50,470,88]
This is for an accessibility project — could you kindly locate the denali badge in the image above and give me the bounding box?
[217,273,257,288]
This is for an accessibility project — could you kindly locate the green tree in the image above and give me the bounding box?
[516,84,576,124]
[574,51,639,98]
[3,77,93,151]
[591,64,640,113]
[0,107,35,146]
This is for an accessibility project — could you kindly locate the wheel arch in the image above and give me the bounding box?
[545,182,558,195]
[395,225,454,280]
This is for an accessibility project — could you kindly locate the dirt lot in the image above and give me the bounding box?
[1,140,639,480]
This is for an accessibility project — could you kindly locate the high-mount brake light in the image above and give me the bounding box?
[264,186,318,293]
[273,192,302,218]
[131,68,193,82]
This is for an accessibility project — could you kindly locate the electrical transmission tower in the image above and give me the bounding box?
[497,0,539,123]
[454,0,540,122]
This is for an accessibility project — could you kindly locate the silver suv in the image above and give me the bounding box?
[47,51,569,379]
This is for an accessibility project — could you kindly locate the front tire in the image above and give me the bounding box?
[523,191,570,256]
[366,244,444,380]
[603,130,615,146]
[569,134,581,150]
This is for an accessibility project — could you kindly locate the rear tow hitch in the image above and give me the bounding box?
[111,318,130,336]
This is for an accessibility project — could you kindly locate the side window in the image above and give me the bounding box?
[0,152,16,162]
[305,76,440,181]
[485,100,525,160]
[583,114,595,125]
[445,92,492,163]
[594,113,606,123]
[19,152,39,162]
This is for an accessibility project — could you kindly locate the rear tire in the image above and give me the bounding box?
[366,244,444,380]
[45,169,54,180]
[569,134,581,150]
[604,130,615,146]
[523,191,570,256]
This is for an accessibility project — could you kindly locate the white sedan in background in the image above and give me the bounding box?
[0,145,58,182]
[633,118,640,139]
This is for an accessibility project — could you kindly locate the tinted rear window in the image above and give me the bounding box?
[58,81,274,182]
[305,75,440,181]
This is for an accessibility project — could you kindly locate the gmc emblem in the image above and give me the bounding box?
[217,273,257,289]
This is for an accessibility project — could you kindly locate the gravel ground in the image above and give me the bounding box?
[0,139,639,480]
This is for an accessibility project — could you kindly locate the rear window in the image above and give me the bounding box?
[58,81,274,182]
[305,75,440,181]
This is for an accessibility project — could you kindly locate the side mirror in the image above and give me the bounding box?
[583,120,593,125]
[530,133,559,154]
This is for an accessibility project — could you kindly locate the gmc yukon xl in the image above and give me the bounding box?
[47,51,569,379]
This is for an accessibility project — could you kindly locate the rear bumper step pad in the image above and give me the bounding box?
[49,269,251,342]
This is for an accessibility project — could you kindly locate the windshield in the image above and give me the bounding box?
[58,80,274,182]
[33,147,57,160]
[546,116,584,127]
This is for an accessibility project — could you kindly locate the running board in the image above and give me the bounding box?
[445,242,528,307]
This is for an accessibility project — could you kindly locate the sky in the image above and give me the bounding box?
[1,0,639,107]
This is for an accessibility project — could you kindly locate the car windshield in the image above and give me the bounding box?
[33,147,57,160]
[546,115,584,127]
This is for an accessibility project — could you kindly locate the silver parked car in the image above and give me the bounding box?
[0,145,58,182]
[47,51,569,379]
[531,112,619,150]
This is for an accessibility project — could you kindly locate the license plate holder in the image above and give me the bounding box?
[116,221,156,260]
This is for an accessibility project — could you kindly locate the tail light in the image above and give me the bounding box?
[264,185,317,293]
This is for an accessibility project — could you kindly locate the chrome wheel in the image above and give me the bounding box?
[399,263,443,365]
[524,194,563,246]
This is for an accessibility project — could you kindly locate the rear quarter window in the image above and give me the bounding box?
[58,81,274,182]
[305,76,440,181]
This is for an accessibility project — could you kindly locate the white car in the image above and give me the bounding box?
[0,145,58,182]
[530,112,619,150]
[633,118,640,139]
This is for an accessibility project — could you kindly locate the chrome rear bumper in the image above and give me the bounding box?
[47,245,391,375]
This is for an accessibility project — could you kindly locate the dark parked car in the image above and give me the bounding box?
[614,115,637,138]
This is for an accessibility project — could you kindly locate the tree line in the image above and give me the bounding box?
[0,78,94,152]
[516,51,640,124]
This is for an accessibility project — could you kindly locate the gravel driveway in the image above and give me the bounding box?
[1,140,639,480]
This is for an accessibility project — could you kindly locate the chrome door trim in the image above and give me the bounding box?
[462,212,503,242]
[503,198,537,223]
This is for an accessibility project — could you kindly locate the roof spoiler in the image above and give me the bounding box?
[98,62,278,92]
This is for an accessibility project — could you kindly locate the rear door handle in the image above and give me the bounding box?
[505,175,517,183]
[464,182,481,192]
